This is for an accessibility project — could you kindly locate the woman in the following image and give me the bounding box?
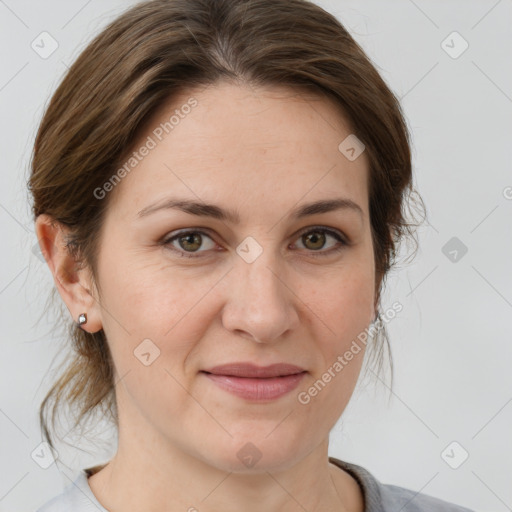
[30,0,475,510]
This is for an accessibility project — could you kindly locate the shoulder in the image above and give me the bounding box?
[379,482,475,512]
[35,491,71,512]
[35,471,106,512]
[329,456,476,512]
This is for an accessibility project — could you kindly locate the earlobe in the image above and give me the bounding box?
[34,214,103,334]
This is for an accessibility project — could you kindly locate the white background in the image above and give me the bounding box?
[0,1,510,511]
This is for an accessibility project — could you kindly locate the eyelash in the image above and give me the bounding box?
[161,226,348,259]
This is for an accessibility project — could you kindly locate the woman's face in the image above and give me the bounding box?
[92,81,376,472]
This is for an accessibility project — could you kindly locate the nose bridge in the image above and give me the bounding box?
[243,251,280,295]
[221,235,297,342]
[236,237,286,307]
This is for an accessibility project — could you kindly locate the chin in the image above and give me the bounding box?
[197,434,306,474]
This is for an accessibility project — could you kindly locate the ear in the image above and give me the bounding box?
[35,214,103,334]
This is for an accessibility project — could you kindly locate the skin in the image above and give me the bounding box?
[36,81,376,512]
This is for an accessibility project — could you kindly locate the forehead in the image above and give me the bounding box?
[108,81,370,222]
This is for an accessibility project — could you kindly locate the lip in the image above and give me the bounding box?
[202,362,306,378]
[200,362,307,401]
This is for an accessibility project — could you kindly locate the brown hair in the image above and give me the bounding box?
[28,0,425,454]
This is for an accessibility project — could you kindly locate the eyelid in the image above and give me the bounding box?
[161,228,218,257]
[293,226,348,258]
[161,225,349,258]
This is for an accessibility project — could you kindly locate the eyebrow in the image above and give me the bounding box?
[137,197,364,223]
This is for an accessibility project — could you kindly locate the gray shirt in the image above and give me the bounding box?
[35,456,475,511]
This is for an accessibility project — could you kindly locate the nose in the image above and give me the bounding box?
[220,249,300,344]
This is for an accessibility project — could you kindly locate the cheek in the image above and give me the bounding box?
[306,259,375,337]
[96,250,220,378]
[299,256,374,396]
[295,271,372,427]
[95,258,202,415]
[97,246,190,332]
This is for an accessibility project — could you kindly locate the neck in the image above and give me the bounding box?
[88,435,359,512]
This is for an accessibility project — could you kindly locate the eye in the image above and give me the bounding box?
[162,230,217,257]
[161,226,348,259]
[292,227,347,258]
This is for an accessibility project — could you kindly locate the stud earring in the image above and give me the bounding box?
[77,313,87,326]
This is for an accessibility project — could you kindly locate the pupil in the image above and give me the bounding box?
[305,231,325,250]
[181,233,200,251]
